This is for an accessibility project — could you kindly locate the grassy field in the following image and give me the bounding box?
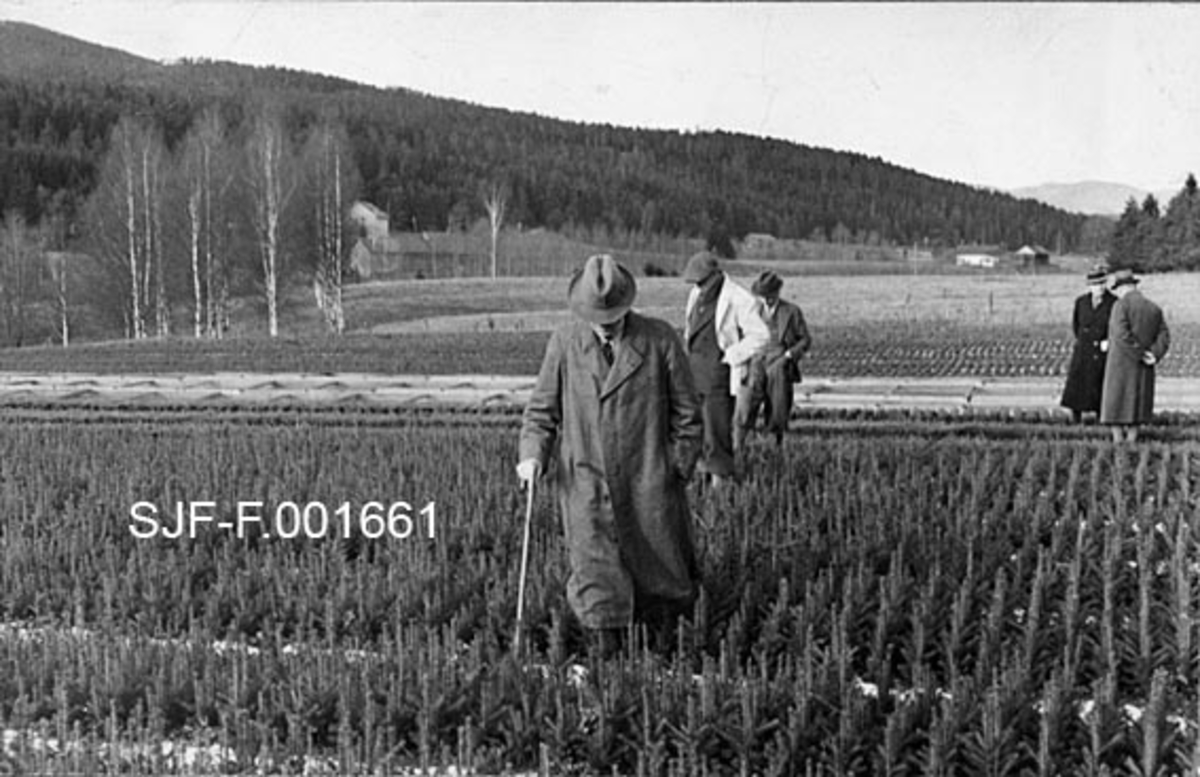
[352,270,1200,334]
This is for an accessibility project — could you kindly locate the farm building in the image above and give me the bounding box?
[741,233,778,254]
[351,231,489,279]
[955,252,1000,268]
[1016,244,1051,269]
[953,244,1006,268]
[348,201,390,247]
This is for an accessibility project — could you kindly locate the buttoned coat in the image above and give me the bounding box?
[1060,291,1116,414]
[759,299,812,384]
[684,274,770,396]
[519,312,703,629]
[1100,289,1170,425]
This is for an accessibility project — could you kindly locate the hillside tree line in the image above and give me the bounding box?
[2,62,1093,257]
[1108,174,1200,272]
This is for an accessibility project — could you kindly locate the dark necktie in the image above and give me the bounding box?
[600,339,614,366]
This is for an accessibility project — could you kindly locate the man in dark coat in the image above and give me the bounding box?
[682,251,769,488]
[739,271,812,445]
[1060,265,1116,423]
[1100,269,1170,443]
[518,254,703,656]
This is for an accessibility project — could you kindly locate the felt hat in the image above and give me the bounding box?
[682,251,721,284]
[1086,265,1109,284]
[568,254,637,324]
[1110,267,1140,288]
[751,271,783,296]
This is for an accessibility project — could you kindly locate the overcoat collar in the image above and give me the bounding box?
[601,330,646,400]
[575,316,647,401]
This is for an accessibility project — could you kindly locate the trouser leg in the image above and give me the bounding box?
[732,379,759,453]
[765,363,794,436]
[734,359,769,451]
[700,389,735,478]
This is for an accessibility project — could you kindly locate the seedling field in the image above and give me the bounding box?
[1,409,1198,775]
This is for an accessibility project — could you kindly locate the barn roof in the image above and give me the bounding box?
[352,201,389,220]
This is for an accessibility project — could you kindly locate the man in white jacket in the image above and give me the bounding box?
[682,251,770,487]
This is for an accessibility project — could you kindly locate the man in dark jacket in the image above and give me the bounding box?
[1060,265,1116,423]
[738,271,812,446]
[682,251,769,488]
[517,254,703,656]
[1100,269,1170,442]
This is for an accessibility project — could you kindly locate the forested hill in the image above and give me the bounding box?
[0,20,1090,251]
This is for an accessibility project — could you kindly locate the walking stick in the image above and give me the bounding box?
[514,477,535,657]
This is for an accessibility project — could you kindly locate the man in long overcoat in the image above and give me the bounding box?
[1060,265,1116,422]
[1100,269,1170,442]
[739,271,812,445]
[518,254,703,655]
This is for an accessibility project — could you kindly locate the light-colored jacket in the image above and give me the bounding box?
[684,273,770,395]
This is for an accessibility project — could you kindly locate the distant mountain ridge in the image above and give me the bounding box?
[1011,181,1178,217]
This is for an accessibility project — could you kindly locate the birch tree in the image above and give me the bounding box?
[0,210,42,347]
[82,116,170,339]
[303,119,360,334]
[245,103,296,337]
[180,107,235,338]
[38,198,72,346]
[483,182,507,279]
[45,251,69,346]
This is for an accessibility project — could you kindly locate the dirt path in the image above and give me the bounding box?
[2,372,1198,413]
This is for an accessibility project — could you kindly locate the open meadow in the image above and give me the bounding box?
[2,268,1199,775]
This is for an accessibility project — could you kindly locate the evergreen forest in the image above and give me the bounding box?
[1,20,1093,252]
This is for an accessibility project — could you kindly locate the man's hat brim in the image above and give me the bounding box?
[1110,268,1140,288]
[752,272,783,296]
[567,258,637,324]
[682,252,721,284]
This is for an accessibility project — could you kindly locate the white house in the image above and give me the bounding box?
[955,253,999,268]
[348,201,390,248]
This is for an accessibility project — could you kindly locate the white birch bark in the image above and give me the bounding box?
[246,107,291,338]
[484,183,506,279]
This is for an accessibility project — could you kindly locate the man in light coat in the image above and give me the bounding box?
[517,254,703,657]
[1100,268,1170,443]
[682,251,770,487]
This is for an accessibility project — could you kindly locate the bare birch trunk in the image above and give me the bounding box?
[58,267,69,347]
[484,184,506,280]
[151,158,168,338]
[249,109,287,338]
[141,147,152,335]
[124,136,143,339]
[188,180,203,338]
[331,151,344,333]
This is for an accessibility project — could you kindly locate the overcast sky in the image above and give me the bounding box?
[2,1,1198,193]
